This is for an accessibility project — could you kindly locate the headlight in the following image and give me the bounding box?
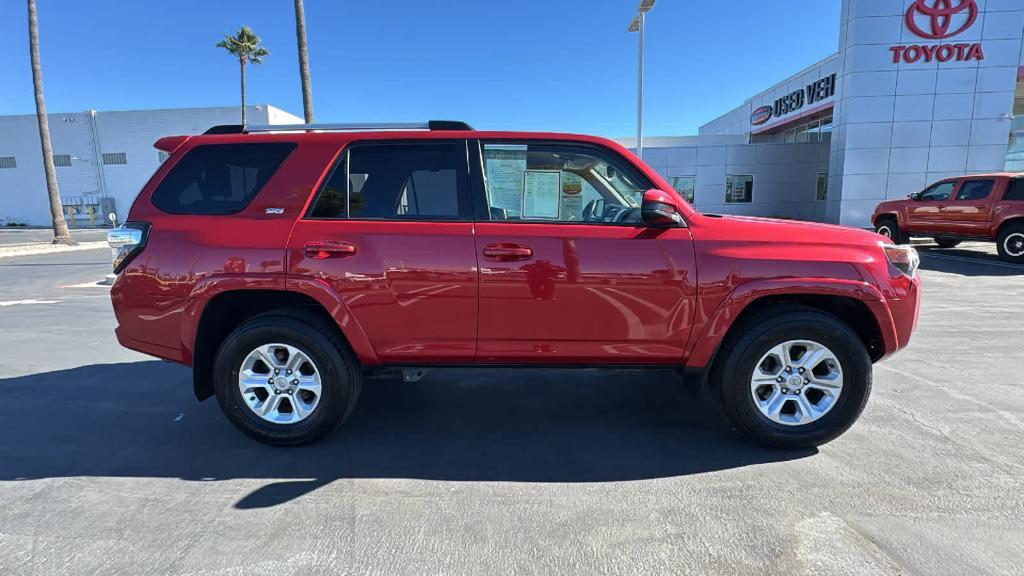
[882,243,919,277]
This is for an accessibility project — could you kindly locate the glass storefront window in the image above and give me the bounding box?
[1006,77,1024,171]
[670,176,695,204]
[725,175,753,203]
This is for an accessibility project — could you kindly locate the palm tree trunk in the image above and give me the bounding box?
[294,0,314,123]
[27,0,74,245]
[239,57,247,125]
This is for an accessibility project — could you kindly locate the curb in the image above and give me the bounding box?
[0,241,108,259]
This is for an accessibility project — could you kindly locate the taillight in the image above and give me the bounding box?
[107,221,150,273]
[882,243,919,277]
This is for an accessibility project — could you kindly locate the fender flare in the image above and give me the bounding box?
[683,277,893,370]
[180,273,380,367]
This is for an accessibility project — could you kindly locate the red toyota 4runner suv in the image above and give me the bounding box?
[108,121,921,448]
[872,173,1024,262]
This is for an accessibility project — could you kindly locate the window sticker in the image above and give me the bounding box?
[560,172,584,221]
[483,144,527,218]
[522,170,561,219]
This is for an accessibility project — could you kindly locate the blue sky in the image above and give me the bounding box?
[1,0,840,137]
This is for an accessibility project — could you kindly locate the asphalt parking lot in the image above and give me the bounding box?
[0,242,1021,575]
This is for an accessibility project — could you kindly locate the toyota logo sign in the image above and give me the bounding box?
[890,0,984,64]
[905,0,978,40]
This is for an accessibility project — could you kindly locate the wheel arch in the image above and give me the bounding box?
[873,212,898,227]
[186,286,376,401]
[684,281,890,393]
[995,216,1024,236]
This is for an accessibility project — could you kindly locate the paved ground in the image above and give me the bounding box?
[0,242,1021,575]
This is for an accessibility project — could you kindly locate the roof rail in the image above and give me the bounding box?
[203,120,473,135]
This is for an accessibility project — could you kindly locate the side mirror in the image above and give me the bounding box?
[641,189,683,227]
[909,192,921,201]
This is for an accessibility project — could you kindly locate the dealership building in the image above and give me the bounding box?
[0,105,301,227]
[632,0,1024,227]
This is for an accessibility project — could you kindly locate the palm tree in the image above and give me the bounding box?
[27,0,74,245]
[294,0,314,123]
[216,26,269,125]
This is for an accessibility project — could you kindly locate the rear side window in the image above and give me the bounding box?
[309,142,469,220]
[151,143,295,215]
[1006,178,1024,201]
[955,179,994,201]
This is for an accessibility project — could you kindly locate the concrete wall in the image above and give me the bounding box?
[0,105,301,226]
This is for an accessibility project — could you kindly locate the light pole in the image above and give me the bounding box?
[628,0,656,160]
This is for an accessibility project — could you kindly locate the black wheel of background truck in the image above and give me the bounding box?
[996,223,1024,263]
[712,305,872,449]
[874,216,906,244]
[213,311,361,445]
[934,238,961,249]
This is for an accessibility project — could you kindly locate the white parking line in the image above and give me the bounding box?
[919,252,1024,270]
[0,299,61,307]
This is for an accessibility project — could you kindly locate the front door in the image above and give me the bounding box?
[906,180,957,233]
[288,140,479,363]
[471,140,697,364]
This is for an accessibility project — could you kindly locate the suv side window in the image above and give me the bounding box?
[919,181,955,201]
[309,142,470,220]
[955,179,994,201]
[479,142,651,224]
[1005,178,1024,201]
[151,143,295,215]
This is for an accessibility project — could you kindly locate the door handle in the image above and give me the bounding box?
[304,241,357,259]
[975,205,985,209]
[483,243,533,261]
[937,204,946,208]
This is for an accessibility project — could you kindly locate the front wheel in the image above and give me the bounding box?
[712,306,872,448]
[996,224,1024,263]
[213,312,361,445]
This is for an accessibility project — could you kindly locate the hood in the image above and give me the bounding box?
[693,213,888,246]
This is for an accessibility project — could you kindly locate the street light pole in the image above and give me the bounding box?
[628,1,655,160]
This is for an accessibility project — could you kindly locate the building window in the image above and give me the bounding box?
[54,154,72,167]
[726,175,753,203]
[158,151,170,163]
[816,172,828,201]
[102,152,127,165]
[1007,75,1024,171]
[0,156,15,169]
[670,176,695,204]
[781,115,833,144]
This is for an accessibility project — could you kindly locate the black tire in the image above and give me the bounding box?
[996,223,1024,263]
[711,305,872,449]
[213,311,361,445]
[874,216,906,244]
[934,238,961,249]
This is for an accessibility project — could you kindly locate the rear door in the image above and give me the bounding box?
[942,177,997,236]
[470,139,697,364]
[906,179,957,233]
[287,140,479,363]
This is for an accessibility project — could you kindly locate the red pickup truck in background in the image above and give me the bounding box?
[872,173,1024,263]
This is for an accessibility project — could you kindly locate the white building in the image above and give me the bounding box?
[0,105,301,226]
[630,0,1024,228]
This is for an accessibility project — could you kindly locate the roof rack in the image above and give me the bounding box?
[203,120,473,135]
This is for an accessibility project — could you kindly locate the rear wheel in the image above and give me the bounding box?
[213,312,360,445]
[934,238,961,249]
[874,216,905,244]
[996,223,1024,263]
[712,306,872,449]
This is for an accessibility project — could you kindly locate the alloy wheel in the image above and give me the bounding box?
[238,343,322,424]
[750,339,843,426]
